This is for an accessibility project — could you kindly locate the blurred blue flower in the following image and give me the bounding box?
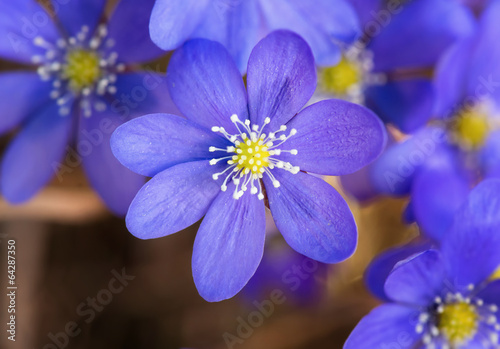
[345,179,500,349]
[111,30,387,301]
[317,0,476,133]
[357,0,500,243]
[149,0,361,72]
[0,0,177,214]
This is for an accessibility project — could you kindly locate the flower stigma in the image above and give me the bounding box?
[209,114,300,200]
[438,302,478,345]
[451,106,492,149]
[63,49,101,92]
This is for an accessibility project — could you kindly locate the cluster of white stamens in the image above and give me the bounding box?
[209,114,299,200]
[32,25,125,117]
[415,287,500,348]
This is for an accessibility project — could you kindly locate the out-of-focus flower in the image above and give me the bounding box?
[345,179,500,349]
[111,31,387,301]
[317,0,475,132]
[149,0,360,71]
[0,0,177,215]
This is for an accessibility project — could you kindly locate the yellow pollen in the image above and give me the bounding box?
[452,108,491,149]
[319,56,362,95]
[438,302,478,345]
[491,266,500,281]
[63,49,101,91]
[234,139,270,174]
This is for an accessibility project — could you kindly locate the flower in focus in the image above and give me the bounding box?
[111,30,387,301]
[317,0,476,132]
[345,179,500,349]
[0,0,177,214]
[149,0,361,71]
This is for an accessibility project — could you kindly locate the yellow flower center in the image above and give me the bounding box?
[319,56,362,96]
[452,107,491,149]
[438,302,478,345]
[63,49,101,91]
[234,138,271,175]
[491,266,500,281]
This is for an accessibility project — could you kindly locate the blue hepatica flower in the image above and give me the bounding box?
[149,0,360,72]
[0,0,177,214]
[316,0,475,133]
[111,30,387,301]
[362,0,500,242]
[345,179,500,349]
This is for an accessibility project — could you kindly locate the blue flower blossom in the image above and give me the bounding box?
[317,0,475,132]
[149,0,361,71]
[111,30,387,301]
[345,179,500,349]
[0,0,178,214]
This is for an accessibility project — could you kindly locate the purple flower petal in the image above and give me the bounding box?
[344,304,420,349]
[79,109,145,216]
[481,130,500,179]
[149,0,210,51]
[370,127,447,196]
[477,280,500,308]
[279,99,386,176]
[166,39,248,134]
[442,179,500,291]
[365,240,432,301]
[113,72,181,118]
[412,150,471,242]
[247,30,316,131]
[0,72,53,134]
[192,187,265,302]
[365,78,435,133]
[0,1,60,64]
[56,0,105,37]
[126,160,223,240]
[191,0,261,72]
[106,0,164,64]
[264,170,357,263]
[434,38,475,117]
[384,250,445,306]
[1,102,73,203]
[259,0,359,66]
[369,0,475,72]
[111,113,230,177]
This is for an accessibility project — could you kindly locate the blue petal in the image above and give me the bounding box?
[79,108,145,216]
[369,0,475,72]
[126,160,223,240]
[192,187,266,302]
[111,113,230,177]
[113,72,181,118]
[166,39,248,134]
[369,127,447,196]
[340,165,380,203]
[384,250,446,306]
[433,38,475,117]
[344,304,421,349]
[465,0,500,103]
[191,0,261,73]
[365,78,435,133]
[279,99,386,176]
[149,0,210,51]
[106,0,164,64]
[365,240,431,301]
[55,0,105,37]
[259,1,344,66]
[348,0,382,28]
[0,1,60,63]
[481,130,500,178]
[477,280,500,307]
[264,170,357,263]
[412,149,471,242]
[1,102,73,203]
[442,179,500,291]
[247,30,316,131]
[0,72,52,134]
